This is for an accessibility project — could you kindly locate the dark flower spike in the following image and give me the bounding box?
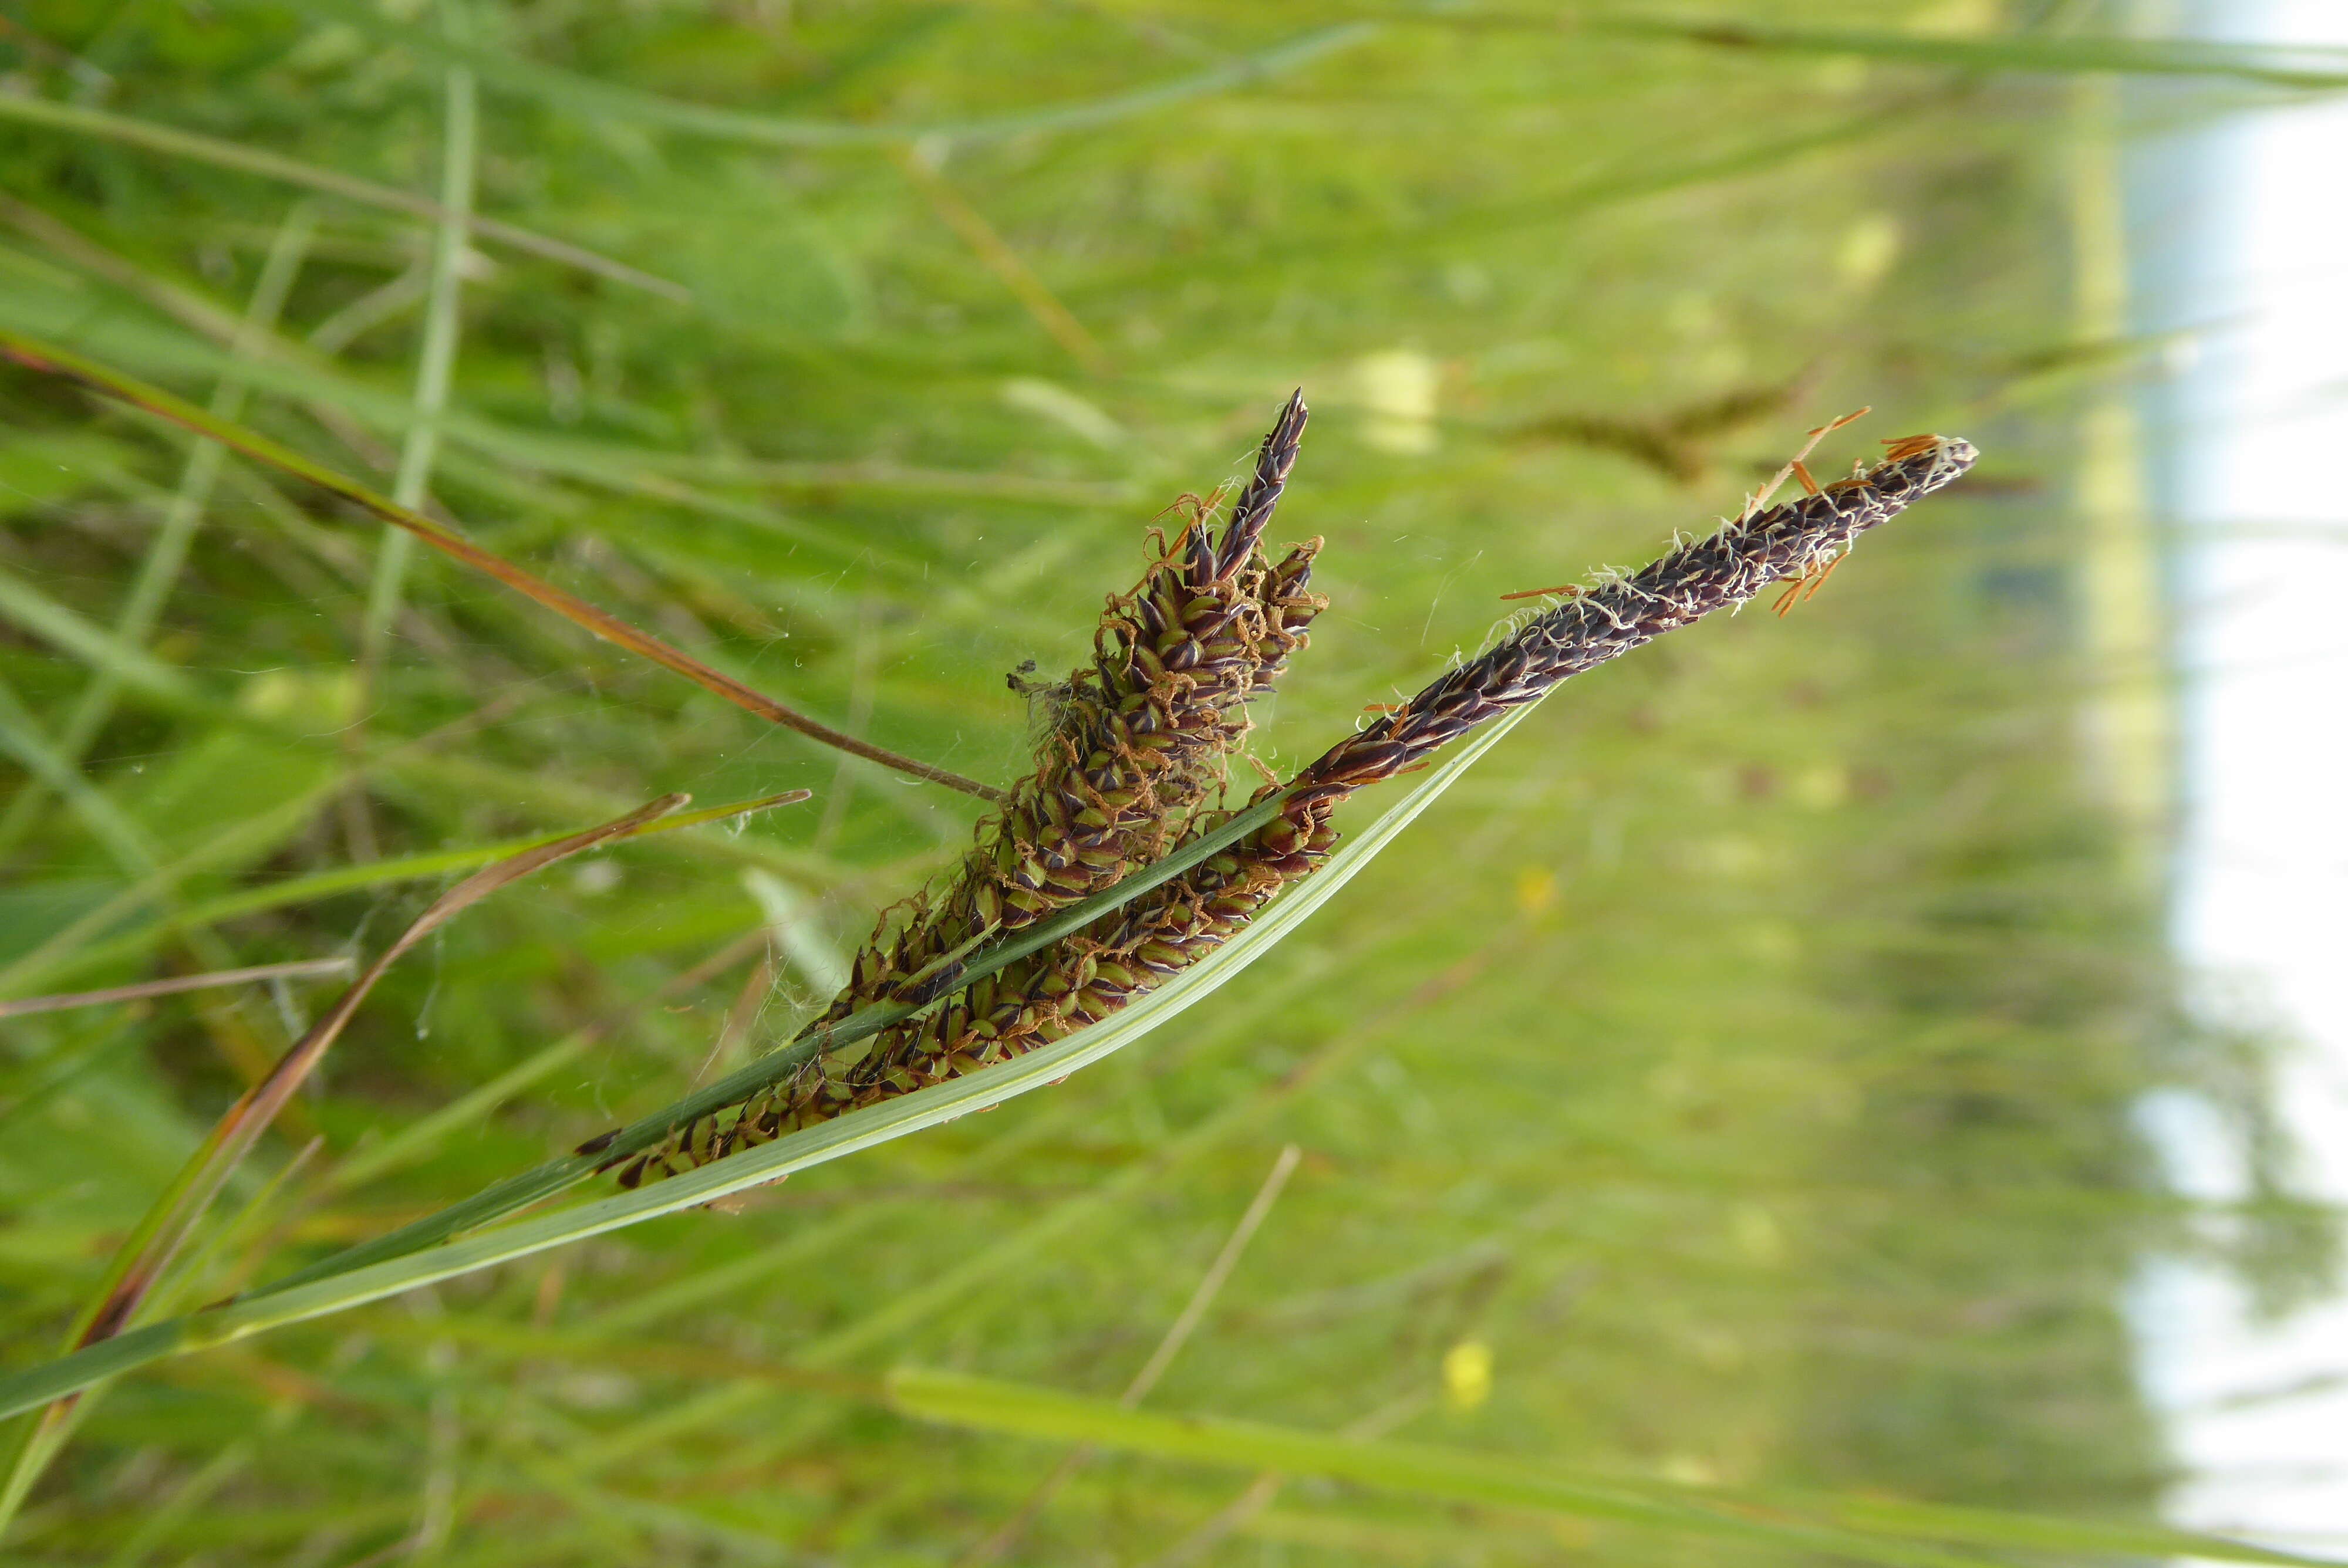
[624,425,1976,1187]
[614,396,1325,1186]
[1204,390,1309,582]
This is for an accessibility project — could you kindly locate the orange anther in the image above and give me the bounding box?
[1743,406,1872,521]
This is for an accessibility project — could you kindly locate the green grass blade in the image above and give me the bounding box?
[247,782,1307,1293]
[0,325,1002,799]
[524,955,1346,1478]
[292,4,1380,149]
[0,671,165,876]
[780,957,1345,1373]
[0,283,899,569]
[617,452,1132,506]
[889,1369,1981,1567]
[317,1025,603,1195]
[38,795,693,1395]
[0,564,206,709]
[1600,16,2348,88]
[360,40,477,680]
[0,771,356,998]
[1781,1491,2333,1563]
[1064,100,1922,307]
[0,91,687,296]
[0,792,811,993]
[889,1368,2346,1568]
[0,702,1535,1418]
[0,204,314,863]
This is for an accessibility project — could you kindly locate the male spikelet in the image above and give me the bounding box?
[613,397,1325,1185]
[628,432,1979,1174]
[1042,433,1982,1011]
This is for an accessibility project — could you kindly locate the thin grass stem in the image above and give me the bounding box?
[0,790,798,1525]
[0,202,316,860]
[0,957,357,1020]
[0,790,810,995]
[892,1370,2337,1568]
[1583,15,2348,89]
[960,1143,1303,1565]
[361,36,476,695]
[319,924,774,1194]
[0,91,688,297]
[299,5,1379,151]
[891,146,1112,377]
[0,670,167,875]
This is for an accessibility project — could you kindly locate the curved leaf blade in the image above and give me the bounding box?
[0,703,1537,1418]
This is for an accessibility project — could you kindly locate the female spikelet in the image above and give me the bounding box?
[615,397,1326,1185]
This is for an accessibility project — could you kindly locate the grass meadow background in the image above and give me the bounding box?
[0,2,2332,1563]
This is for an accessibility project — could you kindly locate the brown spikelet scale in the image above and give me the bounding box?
[614,394,1325,1186]
[618,425,1977,1187]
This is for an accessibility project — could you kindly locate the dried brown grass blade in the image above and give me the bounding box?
[0,957,357,1019]
[0,785,811,1514]
[0,327,1006,802]
[73,793,691,1351]
[0,789,785,1516]
[890,147,1113,377]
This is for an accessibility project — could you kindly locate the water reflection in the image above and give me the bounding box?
[2131,0,2348,1548]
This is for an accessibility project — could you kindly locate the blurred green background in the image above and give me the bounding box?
[0,3,2330,1563]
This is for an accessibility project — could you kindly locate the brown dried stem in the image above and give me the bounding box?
[0,957,356,1020]
[0,327,1004,802]
[38,789,799,1377]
